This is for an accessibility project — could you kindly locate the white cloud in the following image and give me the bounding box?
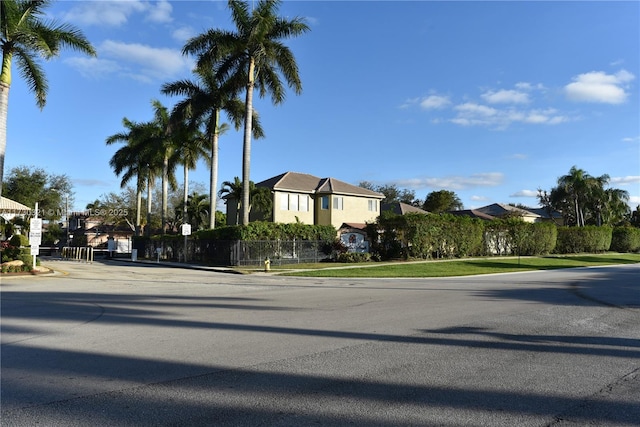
[63,1,148,26]
[510,190,538,198]
[451,104,569,129]
[564,69,635,104]
[63,0,172,27]
[470,195,489,201]
[147,0,173,24]
[172,26,196,42]
[393,172,504,191]
[508,153,528,160]
[630,196,640,205]
[64,56,122,79]
[610,176,640,186]
[622,136,640,143]
[66,40,193,82]
[420,95,451,110]
[481,89,530,104]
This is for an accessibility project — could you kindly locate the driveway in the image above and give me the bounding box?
[1,261,639,426]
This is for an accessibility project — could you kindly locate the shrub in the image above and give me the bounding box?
[555,226,612,254]
[610,227,640,252]
[10,234,29,247]
[336,252,371,263]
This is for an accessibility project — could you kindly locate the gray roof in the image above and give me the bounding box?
[447,209,496,221]
[255,172,384,199]
[382,202,429,215]
[476,203,540,218]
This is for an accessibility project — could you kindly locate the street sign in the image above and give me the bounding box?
[30,218,42,232]
[181,223,192,236]
[29,231,42,246]
[31,245,40,256]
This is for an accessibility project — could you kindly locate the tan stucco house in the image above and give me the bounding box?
[225,172,385,228]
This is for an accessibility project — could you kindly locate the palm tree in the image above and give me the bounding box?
[175,192,210,231]
[146,100,180,234]
[184,0,309,225]
[219,176,273,224]
[167,113,209,230]
[0,0,96,196]
[162,65,264,229]
[557,166,592,227]
[107,118,165,236]
[219,176,243,225]
[106,118,150,236]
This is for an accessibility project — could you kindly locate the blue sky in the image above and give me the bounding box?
[5,0,639,212]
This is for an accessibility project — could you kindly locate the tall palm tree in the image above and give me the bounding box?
[219,176,273,224]
[0,0,96,196]
[218,176,243,225]
[106,119,148,236]
[557,166,592,227]
[184,0,309,225]
[168,113,209,229]
[162,65,263,229]
[147,100,179,234]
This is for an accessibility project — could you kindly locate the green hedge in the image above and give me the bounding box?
[555,226,612,253]
[375,213,485,260]
[194,222,337,242]
[610,227,640,252]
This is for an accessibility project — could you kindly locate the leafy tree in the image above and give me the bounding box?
[3,165,73,220]
[540,165,630,227]
[0,0,96,196]
[358,182,417,205]
[162,64,264,229]
[422,190,463,213]
[219,177,272,224]
[174,192,210,231]
[185,0,309,225]
[107,118,155,235]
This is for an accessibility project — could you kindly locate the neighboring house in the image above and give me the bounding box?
[382,202,429,216]
[225,171,384,229]
[447,209,496,221]
[68,212,134,250]
[475,203,542,223]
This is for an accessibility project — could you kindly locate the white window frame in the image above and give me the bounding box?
[333,196,344,210]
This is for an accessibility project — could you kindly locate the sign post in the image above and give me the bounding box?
[30,203,43,270]
[181,223,191,262]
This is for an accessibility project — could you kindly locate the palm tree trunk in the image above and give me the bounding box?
[183,165,189,223]
[147,173,153,237]
[241,58,256,226]
[0,82,9,198]
[209,109,220,229]
[162,155,168,233]
[136,187,142,236]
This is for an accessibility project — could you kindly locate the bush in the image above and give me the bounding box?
[10,234,29,247]
[336,252,371,263]
[555,226,612,254]
[610,227,640,252]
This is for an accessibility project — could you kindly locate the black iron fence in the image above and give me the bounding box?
[134,238,328,266]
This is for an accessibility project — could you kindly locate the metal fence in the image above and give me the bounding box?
[136,239,328,266]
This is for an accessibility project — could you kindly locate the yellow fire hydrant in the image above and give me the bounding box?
[264,257,271,272]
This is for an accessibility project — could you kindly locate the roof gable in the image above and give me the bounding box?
[255,172,384,198]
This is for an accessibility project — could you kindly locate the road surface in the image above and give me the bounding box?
[1,260,639,426]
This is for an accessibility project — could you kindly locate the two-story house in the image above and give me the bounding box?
[225,172,385,229]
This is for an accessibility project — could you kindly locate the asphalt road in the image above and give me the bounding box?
[1,260,639,426]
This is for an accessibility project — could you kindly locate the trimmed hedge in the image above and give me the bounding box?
[610,227,640,252]
[193,222,337,242]
[555,226,612,254]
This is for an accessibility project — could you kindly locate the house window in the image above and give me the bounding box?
[368,200,377,212]
[321,196,329,210]
[333,196,343,210]
[299,195,308,212]
[280,193,289,210]
[289,194,299,211]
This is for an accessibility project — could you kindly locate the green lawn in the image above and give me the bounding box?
[271,253,640,278]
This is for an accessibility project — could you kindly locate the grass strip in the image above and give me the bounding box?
[276,253,640,278]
